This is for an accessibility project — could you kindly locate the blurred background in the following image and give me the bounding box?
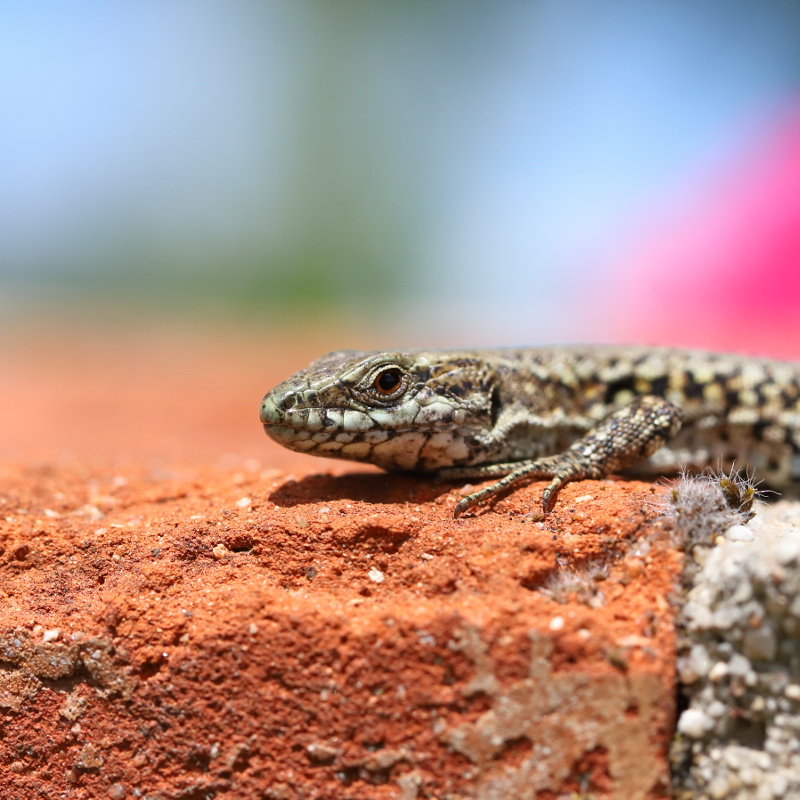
[2,1,800,463]
[4,0,800,348]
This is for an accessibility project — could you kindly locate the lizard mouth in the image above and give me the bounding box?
[260,393,357,452]
[260,393,342,433]
[262,422,294,436]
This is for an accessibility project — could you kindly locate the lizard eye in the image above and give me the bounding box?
[373,367,403,396]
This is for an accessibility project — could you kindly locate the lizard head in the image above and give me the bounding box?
[259,350,499,471]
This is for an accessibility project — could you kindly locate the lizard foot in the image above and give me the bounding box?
[452,395,683,517]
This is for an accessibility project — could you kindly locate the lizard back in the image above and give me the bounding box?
[483,347,800,486]
[260,346,800,488]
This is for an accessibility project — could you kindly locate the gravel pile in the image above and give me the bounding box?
[673,496,800,800]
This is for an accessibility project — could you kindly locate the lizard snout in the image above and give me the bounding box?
[260,387,303,426]
[259,392,283,426]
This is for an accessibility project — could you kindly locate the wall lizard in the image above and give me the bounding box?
[259,347,800,516]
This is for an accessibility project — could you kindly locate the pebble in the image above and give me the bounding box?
[709,661,728,682]
[743,626,777,661]
[678,644,711,683]
[776,536,800,565]
[212,543,230,560]
[726,525,755,542]
[367,567,384,583]
[726,653,751,677]
[785,684,800,701]
[678,708,712,738]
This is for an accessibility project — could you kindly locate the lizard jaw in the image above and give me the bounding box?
[260,392,475,470]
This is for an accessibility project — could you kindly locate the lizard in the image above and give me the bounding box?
[258,347,800,516]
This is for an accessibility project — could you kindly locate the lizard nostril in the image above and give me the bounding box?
[281,392,298,411]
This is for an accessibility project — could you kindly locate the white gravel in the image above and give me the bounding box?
[674,499,800,799]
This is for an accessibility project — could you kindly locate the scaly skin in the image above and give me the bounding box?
[259,347,800,515]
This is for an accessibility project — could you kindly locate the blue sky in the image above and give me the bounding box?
[2,2,799,341]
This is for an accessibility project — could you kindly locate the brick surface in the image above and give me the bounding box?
[0,329,680,798]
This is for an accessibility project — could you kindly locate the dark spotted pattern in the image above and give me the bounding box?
[260,346,800,515]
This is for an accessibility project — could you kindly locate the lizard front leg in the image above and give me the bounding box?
[447,395,684,516]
